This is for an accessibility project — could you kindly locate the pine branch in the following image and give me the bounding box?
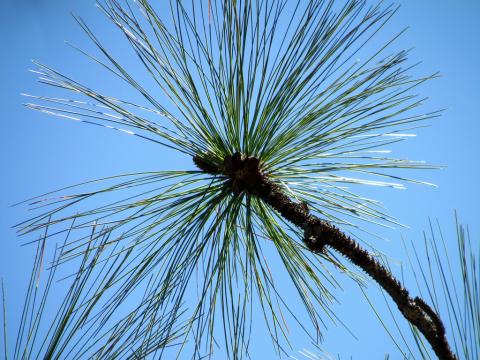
[195,152,457,360]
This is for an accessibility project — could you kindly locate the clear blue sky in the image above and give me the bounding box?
[1,1,479,358]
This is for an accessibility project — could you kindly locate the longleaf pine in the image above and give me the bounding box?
[8,1,460,359]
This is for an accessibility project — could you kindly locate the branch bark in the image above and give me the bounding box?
[194,153,457,360]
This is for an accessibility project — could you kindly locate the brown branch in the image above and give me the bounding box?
[194,153,457,360]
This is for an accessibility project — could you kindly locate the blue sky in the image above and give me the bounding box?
[1,1,479,358]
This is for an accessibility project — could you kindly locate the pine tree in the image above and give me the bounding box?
[7,1,461,358]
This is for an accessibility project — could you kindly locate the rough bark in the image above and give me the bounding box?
[194,152,457,360]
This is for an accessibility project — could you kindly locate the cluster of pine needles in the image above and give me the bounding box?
[2,1,476,359]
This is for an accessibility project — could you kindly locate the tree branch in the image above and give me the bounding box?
[194,152,457,360]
